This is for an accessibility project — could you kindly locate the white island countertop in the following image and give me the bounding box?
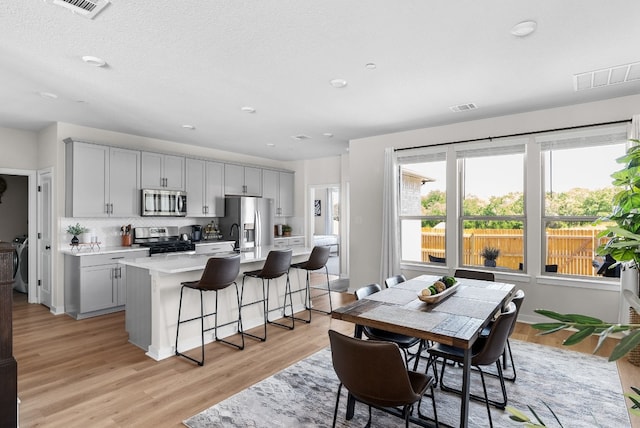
[119,245,313,274]
[61,245,149,256]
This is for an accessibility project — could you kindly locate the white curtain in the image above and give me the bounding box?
[380,147,400,284]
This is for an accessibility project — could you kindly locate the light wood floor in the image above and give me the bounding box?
[12,278,640,427]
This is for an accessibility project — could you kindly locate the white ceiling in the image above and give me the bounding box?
[2,1,640,161]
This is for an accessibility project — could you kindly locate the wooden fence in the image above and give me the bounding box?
[421,227,610,276]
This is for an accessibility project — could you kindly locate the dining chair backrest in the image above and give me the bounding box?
[302,245,331,271]
[454,269,495,282]
[354,283,382,300]
[428,255,446,264]
[384,274,407,288]
[506,290,525,337]
[258,249,292,279]
[328,330,420,407]
[197,255,241,291]
[473,302,517,366]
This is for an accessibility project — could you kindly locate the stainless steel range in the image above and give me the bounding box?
[133,226,195,256]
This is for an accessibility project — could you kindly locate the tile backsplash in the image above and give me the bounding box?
[59,217,218,249]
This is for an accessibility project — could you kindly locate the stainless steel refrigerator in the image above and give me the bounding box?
[219,196,274,250]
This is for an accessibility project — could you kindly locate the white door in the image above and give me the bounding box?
[38,169,53,308]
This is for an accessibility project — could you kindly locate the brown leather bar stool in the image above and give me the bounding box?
[241,249,293,342]
[175,255,243,366]
[289,245,332,322]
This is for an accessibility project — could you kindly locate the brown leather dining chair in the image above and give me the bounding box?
[289,245,332,322]
[241,249,293,342]
[426,302,517,428]
[175,255,242,366]
[328,329,438,428]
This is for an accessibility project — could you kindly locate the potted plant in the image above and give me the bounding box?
[480,246,500,267]
[66,223,88,245]
[282,225,292,237]
[596,141,640,320]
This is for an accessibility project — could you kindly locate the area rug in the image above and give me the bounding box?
[183,340,630,428]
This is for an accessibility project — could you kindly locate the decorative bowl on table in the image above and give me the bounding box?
[417,276,459,304]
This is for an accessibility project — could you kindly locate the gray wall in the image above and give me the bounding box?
[0,174,28,242]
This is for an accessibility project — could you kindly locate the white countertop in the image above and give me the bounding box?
[61,245,149,256]
[119,245,313,274]
[194,240,234,246]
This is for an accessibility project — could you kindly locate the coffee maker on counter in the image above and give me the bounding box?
[191,225,203,242]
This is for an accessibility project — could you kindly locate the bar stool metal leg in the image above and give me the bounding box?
[240,275,269,342]
[266,272,295,330]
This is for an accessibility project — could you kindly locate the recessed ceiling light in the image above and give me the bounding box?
[329,79,348,88]
[510,21,537,37]
[241,106,256,113]
[266,143,275,147]
[82,55,107,67]
[323,133,334,138]
[181,124,195,130]
[38,91,58,99]
[365,63,377,70]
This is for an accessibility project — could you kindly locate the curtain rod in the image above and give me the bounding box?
[394,118,631,152]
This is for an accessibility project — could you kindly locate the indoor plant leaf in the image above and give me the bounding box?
[609,330,640,361]
[563,326,596,346]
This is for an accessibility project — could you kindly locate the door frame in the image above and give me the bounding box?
[307,183,347,278]
[0,167,37,302]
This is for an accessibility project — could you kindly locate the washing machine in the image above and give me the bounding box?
[13,235,28,293]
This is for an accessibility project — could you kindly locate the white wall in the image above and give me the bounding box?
[0,126,38,170]
[350,94,640,324]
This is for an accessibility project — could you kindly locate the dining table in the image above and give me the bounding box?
[331,274,515,428]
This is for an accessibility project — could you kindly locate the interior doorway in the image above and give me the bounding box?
[0,168,37,303]
[309,185,343,280]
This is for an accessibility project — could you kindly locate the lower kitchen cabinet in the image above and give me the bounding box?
[64,249,148,319]
[273,236,305,248]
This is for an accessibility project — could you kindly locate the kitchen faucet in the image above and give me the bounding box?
[230,223,240,250]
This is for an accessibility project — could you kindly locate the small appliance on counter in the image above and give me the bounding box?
[191,225,203,242]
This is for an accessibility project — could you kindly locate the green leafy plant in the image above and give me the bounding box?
[282,224,292,233]
[480,246,500,260]
[595,141,640,273]
[66,223,88,236]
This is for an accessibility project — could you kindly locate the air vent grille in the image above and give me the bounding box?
[52,0,110,19]
[291,135,311,141]
[449,103,478,113]
[574,62,640,91]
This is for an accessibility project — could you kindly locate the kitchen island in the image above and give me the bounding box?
[120,246,313,361]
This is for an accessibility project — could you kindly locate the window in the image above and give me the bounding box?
[538,124,628,277]
[458,140,526,270]
[398,151,446,264]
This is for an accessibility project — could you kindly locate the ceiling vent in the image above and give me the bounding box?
[574,62,640,91]
[52,0,110,19]
[291,134,311,141]
[449,103,478,113]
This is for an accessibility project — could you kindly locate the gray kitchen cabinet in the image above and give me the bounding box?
[194,241,235,255]
[141,151,185,190]
[224,163,262,196]
[186,158,225,217]
[64,250,148,319]
[262,169,294,217]
[65,139,140,217]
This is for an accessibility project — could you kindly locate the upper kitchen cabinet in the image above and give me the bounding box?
[262,169,294,217]
[141,151,185,190]
[186,158,225,217]
[224,164,262,196]
[65,139,140,218]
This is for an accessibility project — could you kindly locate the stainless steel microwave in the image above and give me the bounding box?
[141,189,187,217]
